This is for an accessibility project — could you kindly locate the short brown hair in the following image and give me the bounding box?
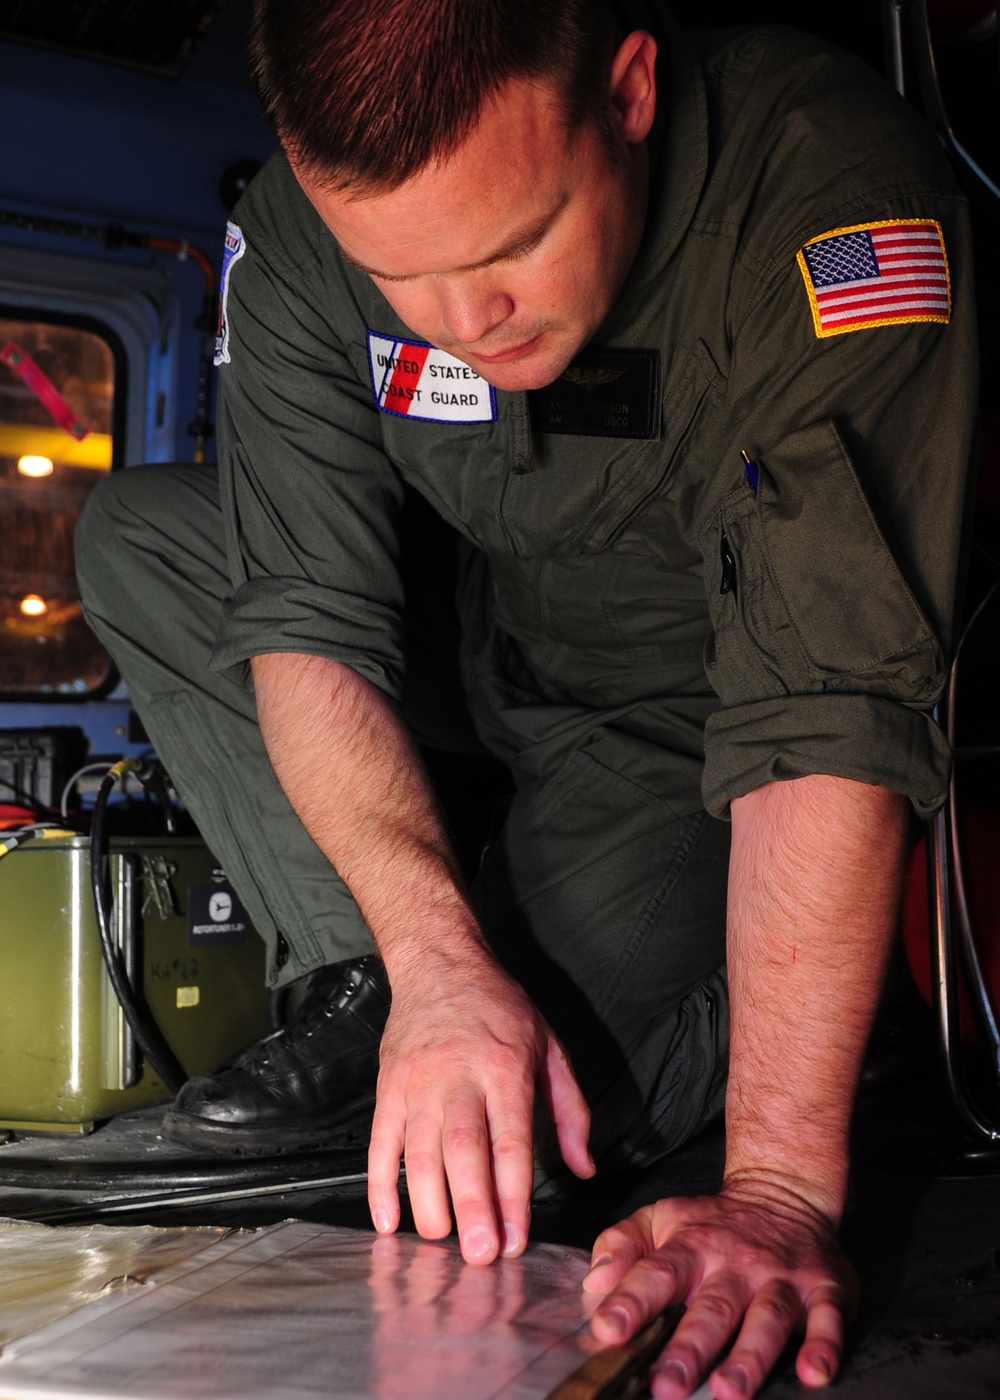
[251,0,616,193]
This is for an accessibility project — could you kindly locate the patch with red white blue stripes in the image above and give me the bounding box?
[797,219,950,338]
[367,331,496,423]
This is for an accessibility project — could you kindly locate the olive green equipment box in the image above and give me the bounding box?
[0,835,272,1133]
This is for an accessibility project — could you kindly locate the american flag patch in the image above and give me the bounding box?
[797,219,950,338]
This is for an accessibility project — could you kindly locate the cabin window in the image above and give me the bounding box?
[0,312,122,697]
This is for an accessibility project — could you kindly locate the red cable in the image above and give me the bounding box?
[144,237,216,295]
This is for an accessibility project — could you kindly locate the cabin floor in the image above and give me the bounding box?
[1,995,999,1400]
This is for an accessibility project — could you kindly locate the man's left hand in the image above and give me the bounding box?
[582,1177,858,1400]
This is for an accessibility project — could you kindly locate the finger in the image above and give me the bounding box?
[590,1244,699,1346]
[705,1280,802,1400]
[487,1098,535,1259]
[645,1275,750,1400]
[583,1208,656,1296]
[439,1096,502,1265]
[367,1089,405,1236]
[403,1103,454,1242]
[540,1036,595,1179]
[795,1283,849,1388]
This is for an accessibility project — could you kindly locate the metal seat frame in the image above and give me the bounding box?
[882,0,1000,1143]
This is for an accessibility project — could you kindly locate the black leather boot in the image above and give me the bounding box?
[162,954,390,1155]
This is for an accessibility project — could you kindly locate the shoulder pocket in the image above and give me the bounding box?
[702,419,943,705]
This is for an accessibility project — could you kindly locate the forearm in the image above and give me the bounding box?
[250,651,484,979]
[252,652,592,1256]
[724,773,910,1221]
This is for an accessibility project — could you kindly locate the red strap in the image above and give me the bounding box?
[1,341,90,441]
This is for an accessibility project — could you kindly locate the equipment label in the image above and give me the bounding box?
[188,877,251,946]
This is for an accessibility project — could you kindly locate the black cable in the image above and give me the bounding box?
[0,1150,370,1197]
[90,762,187,1094]
[135,760,178,835]
[0,774,65,822]
[10,1162,373,1226]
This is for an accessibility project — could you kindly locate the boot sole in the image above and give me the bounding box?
[161,1099,376,1158]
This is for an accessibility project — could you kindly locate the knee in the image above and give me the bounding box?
[77,461,176,554]
[75,470,140,608]
[75,461,216,612]
[76,470,126,573]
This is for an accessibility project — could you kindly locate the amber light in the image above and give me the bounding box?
[19,595,48,617]
[17,455,54,477]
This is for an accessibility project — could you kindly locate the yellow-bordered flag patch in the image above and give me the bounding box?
[797,219,950,338]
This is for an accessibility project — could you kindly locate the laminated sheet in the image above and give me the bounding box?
[0,1221,608,1400]
[0,1219,230,1350]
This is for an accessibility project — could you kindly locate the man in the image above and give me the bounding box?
[76,1,977,1396]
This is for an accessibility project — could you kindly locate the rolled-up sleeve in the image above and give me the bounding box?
[699,189,978,819]
[210,180,406,701]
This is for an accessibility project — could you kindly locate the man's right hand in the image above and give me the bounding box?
[251,653,593,1262]
[367,942,594,1265]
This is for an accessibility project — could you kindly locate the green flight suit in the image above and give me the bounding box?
[77,9,977,1171]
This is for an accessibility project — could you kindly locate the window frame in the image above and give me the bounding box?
[0,245,179,702]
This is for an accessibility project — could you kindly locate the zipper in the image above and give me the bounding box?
[719,531,737,597]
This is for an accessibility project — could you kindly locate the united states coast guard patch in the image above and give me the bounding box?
[214,221,245,366]
[367,331,497,423]
[797,219,950,338]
